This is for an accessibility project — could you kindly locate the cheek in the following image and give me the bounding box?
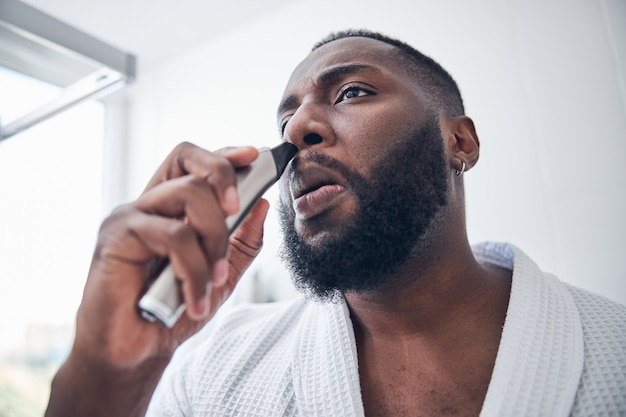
[334,105,419,174]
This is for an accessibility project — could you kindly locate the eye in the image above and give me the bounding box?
[335,85,372,104]
[279,116,292,136]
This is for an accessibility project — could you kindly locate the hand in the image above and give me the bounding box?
[46,143,269,416]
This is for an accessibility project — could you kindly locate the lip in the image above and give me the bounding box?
[293,184,346,219]
[290,163,348,219]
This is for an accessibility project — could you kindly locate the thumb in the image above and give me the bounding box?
[227,198,270,277]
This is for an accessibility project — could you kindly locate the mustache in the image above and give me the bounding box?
[288,151,366,187]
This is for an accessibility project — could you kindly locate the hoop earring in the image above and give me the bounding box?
[455,160,466,176]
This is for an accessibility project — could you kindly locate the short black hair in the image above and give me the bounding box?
[313,29,465,116]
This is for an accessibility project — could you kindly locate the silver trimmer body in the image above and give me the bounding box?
[137,142,298,327]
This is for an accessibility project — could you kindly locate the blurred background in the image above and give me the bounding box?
[0,0,624,414]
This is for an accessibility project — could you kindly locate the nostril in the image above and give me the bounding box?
[303,133,323,145]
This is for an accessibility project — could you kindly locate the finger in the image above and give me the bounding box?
[125,211,216,319]
[133,177,238,319]
[95,207,216,317]
[227,198,270,279]
[145,143,259,216]
[215,146,259,167]
[135,175,230,264]
[183,199,270,322]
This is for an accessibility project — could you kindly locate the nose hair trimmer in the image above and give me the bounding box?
[138,142,298,327]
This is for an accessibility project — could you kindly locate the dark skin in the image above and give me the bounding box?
[278,37,512,416]
[46,37,511,416]
[45,145,270,416]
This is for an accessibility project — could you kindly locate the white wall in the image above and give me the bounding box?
[105,0,626,305]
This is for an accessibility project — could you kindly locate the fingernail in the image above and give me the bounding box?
[224,186,239,213]
[213,258,229,286]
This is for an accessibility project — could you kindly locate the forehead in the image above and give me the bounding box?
[283,37,411,95]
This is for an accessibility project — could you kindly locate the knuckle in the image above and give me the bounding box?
[206,158,233,181]
[185,174,211,189]
[97,205,134,244]
[102,203,133,226]
[178,175,214,203]
[167,221,196,245]
[173,141,197,153]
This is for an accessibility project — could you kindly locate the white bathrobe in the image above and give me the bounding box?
[147,243,626,416]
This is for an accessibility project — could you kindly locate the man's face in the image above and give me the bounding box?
[277,37,450,299]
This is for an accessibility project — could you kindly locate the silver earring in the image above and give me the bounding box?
[455,160,466,176]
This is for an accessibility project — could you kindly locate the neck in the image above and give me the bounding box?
[344,234,511,340]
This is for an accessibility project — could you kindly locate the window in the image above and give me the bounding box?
[0,66,105,415]
[0,0,135,141]
[0,2,133,413]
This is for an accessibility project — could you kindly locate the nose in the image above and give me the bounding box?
[283,101,335,150]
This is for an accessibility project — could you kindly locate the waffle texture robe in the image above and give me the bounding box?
[147,242,626,416]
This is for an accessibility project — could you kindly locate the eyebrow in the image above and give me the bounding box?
[277,63,381,118]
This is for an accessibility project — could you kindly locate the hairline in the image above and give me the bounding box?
[311,30,465,117]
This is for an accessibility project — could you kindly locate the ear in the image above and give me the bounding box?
[442,115,480,174]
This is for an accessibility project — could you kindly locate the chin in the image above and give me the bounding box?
[295,219,346,248]
[294,206,357,246]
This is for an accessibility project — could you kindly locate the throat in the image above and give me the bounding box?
[355,327,497,417]
[348,263,512,416]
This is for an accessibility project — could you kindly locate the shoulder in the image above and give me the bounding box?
[562,284,626,414]
[477,242,626,414]
[564,283,626,343]
[565,283,626,320]
[475,241,625,366]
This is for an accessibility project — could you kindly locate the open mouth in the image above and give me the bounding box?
[290,166,348,219]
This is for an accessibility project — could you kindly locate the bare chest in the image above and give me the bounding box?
[359,344,493,417]
[359,360,491,417]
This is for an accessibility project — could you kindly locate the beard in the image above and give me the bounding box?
[278,118,449,302]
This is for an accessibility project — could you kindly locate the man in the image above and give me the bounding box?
[46,29,625,416]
